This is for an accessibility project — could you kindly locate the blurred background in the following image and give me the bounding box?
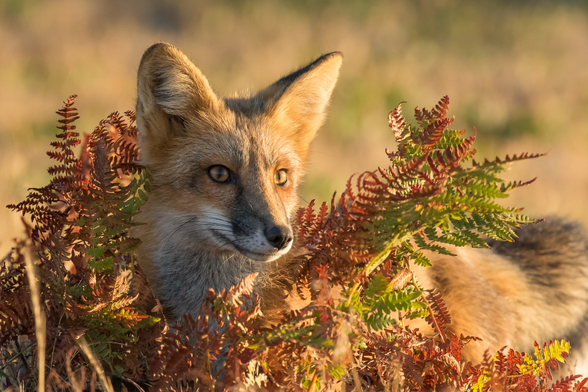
[2,0,588,256]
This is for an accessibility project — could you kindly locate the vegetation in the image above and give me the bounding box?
[1,95,584,391]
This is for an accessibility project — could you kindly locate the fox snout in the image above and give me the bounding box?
[230,220,293,262]
[222,198,294,261]
[264,225,293,250]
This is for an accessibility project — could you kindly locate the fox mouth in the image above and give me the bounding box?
[211,229,288,262]
[236,247,283,262]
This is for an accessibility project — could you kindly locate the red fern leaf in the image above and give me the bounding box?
[431,95,450,119]
[548,374,583,392]
[419,117,454,147]
[424,289,452,340]
[388,101,408,140]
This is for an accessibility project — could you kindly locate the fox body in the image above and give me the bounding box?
[412,220,588,372]
[135,43,588,370]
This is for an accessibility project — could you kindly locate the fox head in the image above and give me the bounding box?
[135,43,341,313]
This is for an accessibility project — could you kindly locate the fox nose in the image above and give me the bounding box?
[264,225,293,250]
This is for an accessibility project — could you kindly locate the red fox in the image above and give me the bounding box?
[134,43,341,321]
[134,43,588,372]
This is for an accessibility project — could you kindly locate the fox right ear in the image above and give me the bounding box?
[257,52,343,162]
[136,43,219,161]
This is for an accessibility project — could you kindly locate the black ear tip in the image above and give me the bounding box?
[323,51,343,59]
[313,51,343,66]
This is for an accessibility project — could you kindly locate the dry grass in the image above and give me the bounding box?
[2,0,588,255]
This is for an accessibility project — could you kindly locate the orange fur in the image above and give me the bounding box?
[134,43,341,321]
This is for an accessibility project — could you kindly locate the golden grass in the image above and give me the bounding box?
[23,250,45,392]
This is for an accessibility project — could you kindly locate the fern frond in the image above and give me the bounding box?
[518,340,571,377]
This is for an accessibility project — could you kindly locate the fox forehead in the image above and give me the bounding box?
[189,112,300,170]
[148,105,302,188]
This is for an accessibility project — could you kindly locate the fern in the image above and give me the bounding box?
[519,340,571,376]
[470,341,577,392]
[3,95,584,391]
[2,97,162,389]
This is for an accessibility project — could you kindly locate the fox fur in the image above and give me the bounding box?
[412,219,588,372]
[134,43,341,321]
[135,43,588,371]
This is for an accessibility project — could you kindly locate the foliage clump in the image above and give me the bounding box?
[1,95,586,391]
[2,96,162,390]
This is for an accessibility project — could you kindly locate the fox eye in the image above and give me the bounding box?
[275,169,288,186]
[207,165,231,183]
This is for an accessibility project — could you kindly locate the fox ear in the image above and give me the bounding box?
[136,43,219,160]
[258,52,343,161]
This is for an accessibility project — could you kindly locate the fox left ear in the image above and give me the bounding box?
[258,52,343,161]
[136,43,220,163]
